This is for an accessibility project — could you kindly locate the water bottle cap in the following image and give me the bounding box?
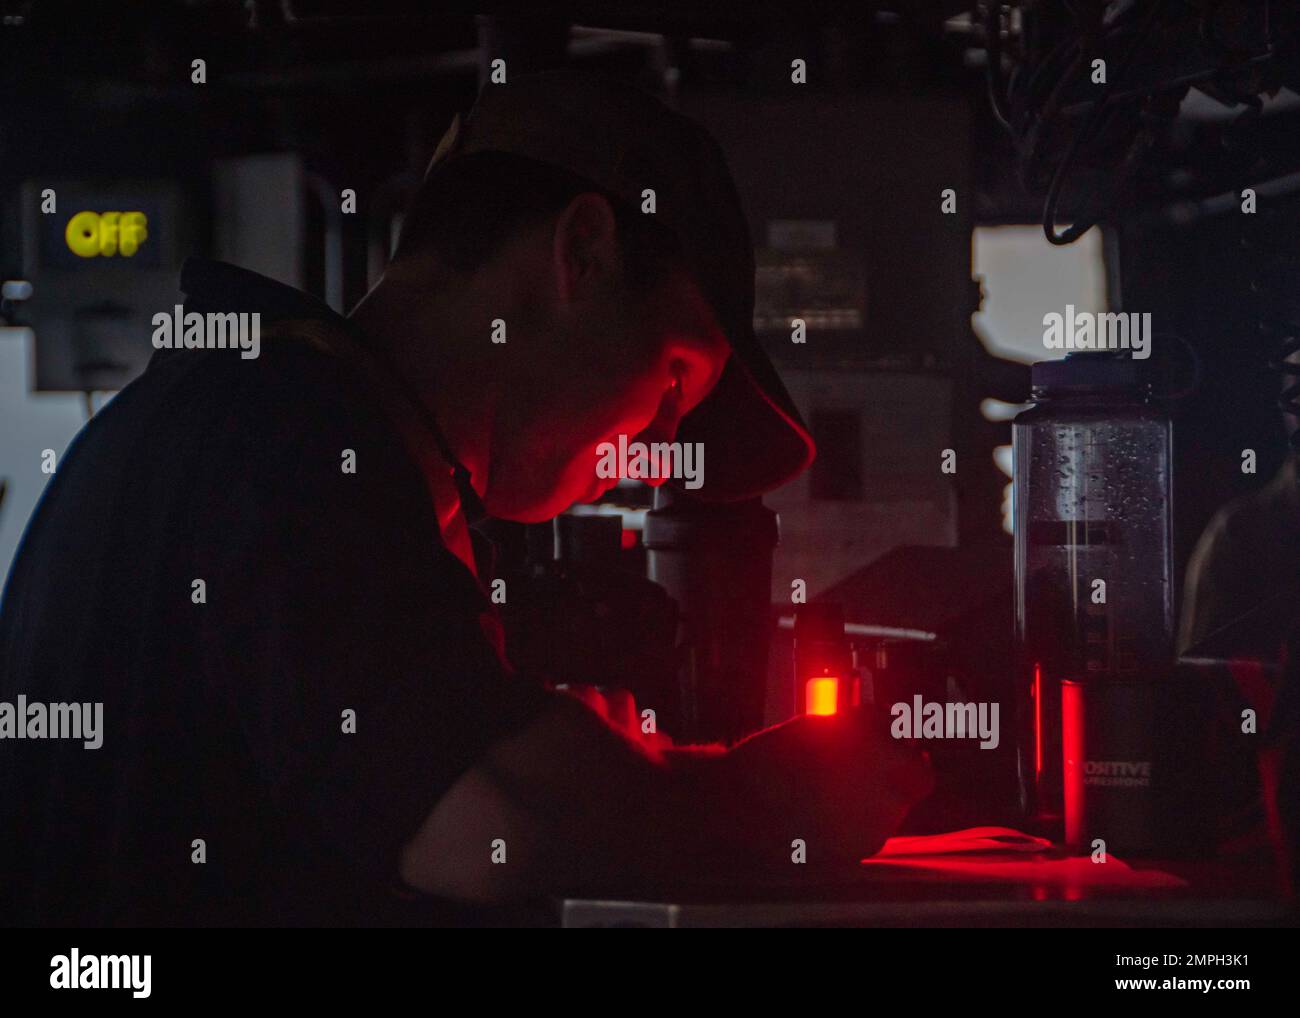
[1031,351,1140,389]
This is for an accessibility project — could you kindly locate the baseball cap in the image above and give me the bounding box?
[422,70,816,502]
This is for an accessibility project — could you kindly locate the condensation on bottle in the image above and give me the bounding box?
[1012,351,1173,828]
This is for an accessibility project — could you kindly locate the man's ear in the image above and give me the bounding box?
[552,193,620,302]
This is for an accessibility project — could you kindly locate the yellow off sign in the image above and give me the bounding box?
[65,211,149,258]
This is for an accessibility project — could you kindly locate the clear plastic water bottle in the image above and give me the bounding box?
[1013,352,1173,829]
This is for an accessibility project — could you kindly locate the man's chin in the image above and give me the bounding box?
[483,491,580,524]
[483,472,611,523]
[486,503,559,525]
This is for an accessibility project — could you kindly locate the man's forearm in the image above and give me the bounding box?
[400,697,922,902]
[401,697,789,900]
[475,703,806,893]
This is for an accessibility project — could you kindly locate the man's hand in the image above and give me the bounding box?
[710,711,935,868]
[399,698,934,902]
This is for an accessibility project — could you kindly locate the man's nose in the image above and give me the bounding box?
[639,435,674,487]
[642,465,671,488]
[632,416,680,486]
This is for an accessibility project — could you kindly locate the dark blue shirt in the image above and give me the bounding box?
[0,261,547,925]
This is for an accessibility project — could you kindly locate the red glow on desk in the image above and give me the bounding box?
[859,828,1187,893]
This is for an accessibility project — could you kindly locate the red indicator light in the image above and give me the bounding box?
[1061,680,1086,850]
[805,676,839,716]
[1033,662,1043,776]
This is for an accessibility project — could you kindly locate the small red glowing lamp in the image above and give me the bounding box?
[793,603,853,717]
[805,674,841,716]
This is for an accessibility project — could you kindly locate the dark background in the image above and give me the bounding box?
[4,0,1300,633]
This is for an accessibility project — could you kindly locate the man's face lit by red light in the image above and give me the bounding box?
[479,212,731,523]
[554,270,729,511]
